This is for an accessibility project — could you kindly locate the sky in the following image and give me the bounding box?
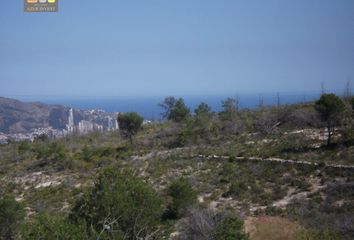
[0,0,353,99]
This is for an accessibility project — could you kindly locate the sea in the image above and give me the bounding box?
[31,92,327,120]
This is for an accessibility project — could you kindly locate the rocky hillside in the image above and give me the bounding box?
[0,96,118,134]
[0,95,353,239]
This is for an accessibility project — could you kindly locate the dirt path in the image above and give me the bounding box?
[130,147,354,170]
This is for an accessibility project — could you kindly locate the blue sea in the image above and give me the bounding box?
[34,92,325,120]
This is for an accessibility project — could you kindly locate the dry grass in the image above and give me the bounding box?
[245,216,302,240]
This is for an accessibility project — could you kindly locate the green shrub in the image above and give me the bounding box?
[181,208,249,240]
[299,228,343,240]
[0,194,25,240]
[33,142,67,161]
[80,145,94,162]
[177,118,199,146]
[164,177,197,219]
[213,214,249,240]
[219,97,238,121]
[22,214,93,240]
[117,112,144,144]
[264,206,283,216]
[70,167,163,239]
[225,181,248,198]
[219,162,236,182]
[18,141,32,153]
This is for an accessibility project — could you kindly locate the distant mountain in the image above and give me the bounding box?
[0,96,118,134]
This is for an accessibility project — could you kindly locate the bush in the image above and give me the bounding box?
[219,162,236,182]
[33,142,67,161]
[117,112,144,145]
[180,207,219,239]
[180,208,249,240]
[173,111,216,147]
[22,214,92,240]
[175,118,199,147]
[212,214,249,240]
[193,104,215,142]
[299,228,343,240]
[164,178,197,219]
[80,145,94,162]
[255,111,280,135]
[0,194,25,240]
[289,108,322,128]
[224,181,248,198]
[18,141,32,153]
[70,167,163,239]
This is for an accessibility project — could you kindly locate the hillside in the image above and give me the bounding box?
[0,96,118,136]
[0,96,353,239]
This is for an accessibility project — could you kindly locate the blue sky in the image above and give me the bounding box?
[0,0,353,98]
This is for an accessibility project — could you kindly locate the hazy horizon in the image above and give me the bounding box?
[0,91,328,119]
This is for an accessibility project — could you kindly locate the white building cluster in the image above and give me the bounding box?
[0,108,119,144]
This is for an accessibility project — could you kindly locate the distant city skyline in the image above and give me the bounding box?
[1,0,353,98]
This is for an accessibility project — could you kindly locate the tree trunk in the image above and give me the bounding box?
[129,134,134,145]
[327,121,332,146]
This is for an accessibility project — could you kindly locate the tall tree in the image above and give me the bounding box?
[170,98,190,122]
[159,96,177,119]
[315,94,345,146]
[117,112,144,145]
[220,97,238,121]
[160,97,190,122]
[194,102,211,116]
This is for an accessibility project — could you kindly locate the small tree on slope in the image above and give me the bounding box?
[315,93,345,146]
[117,112,144,145]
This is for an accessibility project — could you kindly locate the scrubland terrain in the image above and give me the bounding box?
[0,98,353,239]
